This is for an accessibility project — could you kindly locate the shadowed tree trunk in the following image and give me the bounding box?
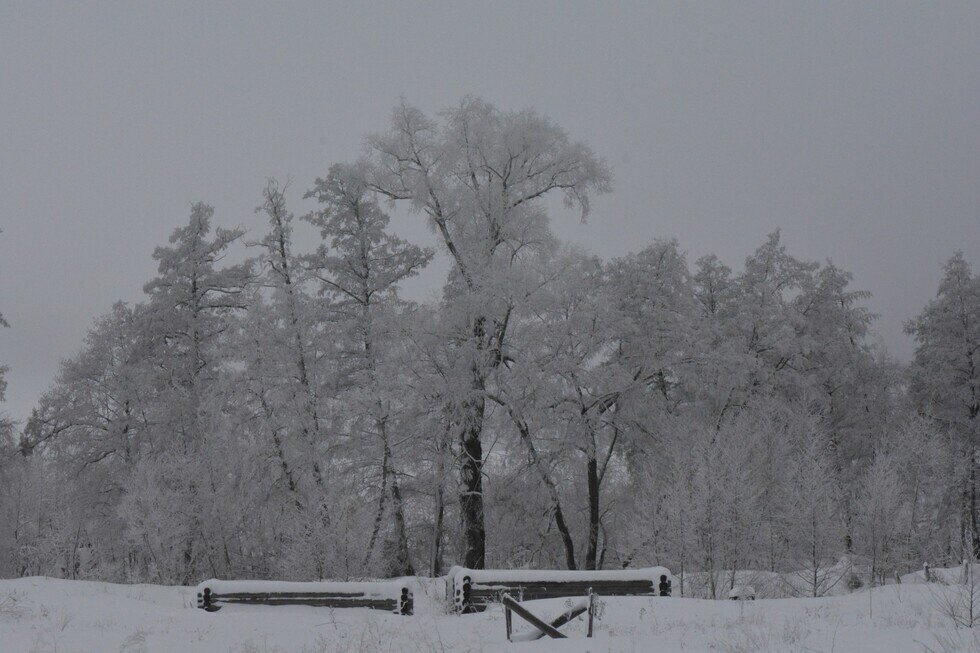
[460,386,487,569]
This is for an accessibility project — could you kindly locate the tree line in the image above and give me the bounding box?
[0,99,978,596]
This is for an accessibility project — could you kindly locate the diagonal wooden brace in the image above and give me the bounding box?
[502,593,567,640]
[526,600,590,641]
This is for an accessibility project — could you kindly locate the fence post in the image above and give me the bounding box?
[399,587,413,615]
[461,575,472,613]
[587,588,595,638]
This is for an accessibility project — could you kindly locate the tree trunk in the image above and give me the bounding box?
[460,386,486,569]
[267,185,327,493]
[555,505,577,571]
[363,454,390,568]
[430,420,450,577]
[430,471,445,577]
[257,391,303,512]
[971,448,980,559]
[385,437,415,576]
[585,457,600,570]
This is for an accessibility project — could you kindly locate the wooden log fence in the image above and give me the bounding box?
[195,579,413,615]
[448,566,672,613]
[193,566,672,620]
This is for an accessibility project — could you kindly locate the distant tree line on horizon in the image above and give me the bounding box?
[0,99,978,597]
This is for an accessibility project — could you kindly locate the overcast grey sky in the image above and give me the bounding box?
[2,1,979,426]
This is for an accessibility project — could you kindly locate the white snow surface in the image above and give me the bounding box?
[2,573,979,652]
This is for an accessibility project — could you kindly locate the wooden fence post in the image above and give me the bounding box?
[460,575,472,613]
[587,588,595,638]
[399,587,413,615]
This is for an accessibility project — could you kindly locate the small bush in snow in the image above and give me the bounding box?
[0,591,25,620]
[931,575,980,629]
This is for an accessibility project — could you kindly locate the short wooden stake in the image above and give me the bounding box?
[587,588,595,638]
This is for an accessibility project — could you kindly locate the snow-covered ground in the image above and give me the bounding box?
[1,573,979,652]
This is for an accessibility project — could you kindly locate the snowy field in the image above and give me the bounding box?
[2,574,980,652]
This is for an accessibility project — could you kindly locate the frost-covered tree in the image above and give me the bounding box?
[486,247,609,570]
[0,227,10,453]
[305,162,432,576]
[794,262,884,551]
[252,180,328,497]
[142,203,251,451]
[367,98,610,568]
[785,417,845,597]
[127,204,252,582]
[855,447,910,585]
[580,241,699,569]
[7,302,159,580]
[690,233,884,559]
[649,414,764,598]
[213,180,343,579]
[907,252,980,558]
[32,303,151,467]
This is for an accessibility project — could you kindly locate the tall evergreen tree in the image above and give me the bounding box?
[135,203,252,581]
[142,203,251,451]
[907,252,980,557]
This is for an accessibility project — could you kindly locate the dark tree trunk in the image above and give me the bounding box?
[386,439,415,576]
[971,448,980,559]
[585,457,600,570]
[430,475,445,577]
[460,390,487,569]
[555,504,578,571]
[258,392,304,512]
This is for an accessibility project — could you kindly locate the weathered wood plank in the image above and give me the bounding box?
[198,582,412,615]
[213,598,398,609]
[214,591,369,599]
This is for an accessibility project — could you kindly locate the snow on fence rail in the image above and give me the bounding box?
[195,579,413,615]
[446,566,673,613]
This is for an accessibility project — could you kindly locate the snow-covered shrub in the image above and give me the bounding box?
[931,563,980,628]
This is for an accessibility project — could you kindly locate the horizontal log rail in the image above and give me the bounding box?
[448,566,671,613]
[195,580,413,615]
